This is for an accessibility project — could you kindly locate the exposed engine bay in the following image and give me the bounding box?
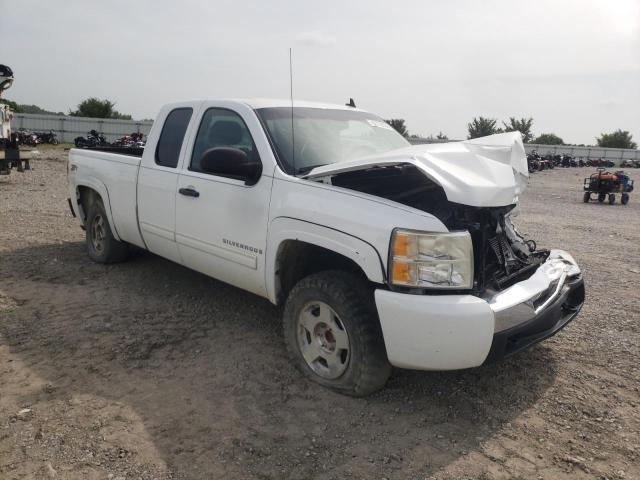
[323,163,549,292]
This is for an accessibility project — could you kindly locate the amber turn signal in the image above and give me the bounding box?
[391,261,409,284]
[392,232,410,258]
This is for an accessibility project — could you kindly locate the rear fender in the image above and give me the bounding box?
[75,177,121,241]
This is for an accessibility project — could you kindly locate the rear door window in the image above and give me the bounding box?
[155,108,193,168]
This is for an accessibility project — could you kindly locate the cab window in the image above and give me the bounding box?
[155,107,193,168]
[190,108,259,173]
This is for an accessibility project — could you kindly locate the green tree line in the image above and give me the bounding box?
[465,115,636,149]
[5,97,638,149]
[385,116,637,149]
[4,97,133,120]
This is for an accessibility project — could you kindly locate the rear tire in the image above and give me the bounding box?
[598,193,606,203]
[86,198,129,263]
[283,270,391,396]
[621,193,629,205]
[608,194,616,205]
[583,192,590,203]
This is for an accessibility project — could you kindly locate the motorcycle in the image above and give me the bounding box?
[74,130,109,148]
[527,152,541,173]
[561,155,577,168]
[113,132,145,148]
[16,128,40,146]
[621,159,640,168]
[35,130,59,144]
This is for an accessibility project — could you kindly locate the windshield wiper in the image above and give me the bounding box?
[296,163,329,175]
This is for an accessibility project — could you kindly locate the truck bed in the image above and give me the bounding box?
[68,147,144,247]
[74,146,144,157]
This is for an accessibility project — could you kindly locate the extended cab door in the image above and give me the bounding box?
[174,104,274,297]
[137,106,196,264]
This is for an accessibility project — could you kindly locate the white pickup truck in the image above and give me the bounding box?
[67,99,585,396]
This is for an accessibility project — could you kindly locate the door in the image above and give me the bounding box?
[137,107,193,264]
[175,107,273,297]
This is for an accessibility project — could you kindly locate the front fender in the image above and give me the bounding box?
[265,217,386,303]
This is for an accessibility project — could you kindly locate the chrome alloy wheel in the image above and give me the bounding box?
[297,301,350,379]
[91,214,106,253]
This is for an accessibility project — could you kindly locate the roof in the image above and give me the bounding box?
[158,98,369,115]
[235,98,368,112]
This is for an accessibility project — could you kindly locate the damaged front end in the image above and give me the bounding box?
[445,203,549,292]
[304,133,548,294]
[304,132,585,368]
[325,163,547,293]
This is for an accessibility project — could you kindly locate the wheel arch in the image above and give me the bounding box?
[266,217,386,304]
[75,179,121,241]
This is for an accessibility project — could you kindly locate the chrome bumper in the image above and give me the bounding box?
[487,250,582,333]
[374,249,584,371]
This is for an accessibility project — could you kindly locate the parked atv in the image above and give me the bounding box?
[583,169,634,205]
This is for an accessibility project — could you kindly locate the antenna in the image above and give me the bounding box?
[289,48,296,175]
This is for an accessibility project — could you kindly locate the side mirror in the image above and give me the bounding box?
[199,147,262,185]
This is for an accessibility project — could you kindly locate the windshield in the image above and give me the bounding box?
[256,107,410,175]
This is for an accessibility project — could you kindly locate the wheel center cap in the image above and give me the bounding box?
[314,322,336,352]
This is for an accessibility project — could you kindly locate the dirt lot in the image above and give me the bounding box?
[1,150,638,480]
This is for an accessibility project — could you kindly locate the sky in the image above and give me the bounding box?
[2,0,639,145]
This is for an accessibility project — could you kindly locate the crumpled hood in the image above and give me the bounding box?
[305,132,529,207]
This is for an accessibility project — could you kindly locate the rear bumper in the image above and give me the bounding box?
[375,250,584,370]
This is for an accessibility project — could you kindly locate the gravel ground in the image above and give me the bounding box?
[1,150,638,480]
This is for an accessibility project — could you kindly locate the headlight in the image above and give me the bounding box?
[389,229,474,289]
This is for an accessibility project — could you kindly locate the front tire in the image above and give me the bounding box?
[86,198,129,263]
[583,192,590,203]
[283,271,391,396]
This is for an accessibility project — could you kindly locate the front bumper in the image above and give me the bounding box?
[483,275,583,363]
[375,250,584,370]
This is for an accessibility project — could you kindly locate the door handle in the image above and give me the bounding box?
[179,187,200,198]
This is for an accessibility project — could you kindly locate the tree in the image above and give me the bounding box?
[502,117,534,143]
[596,130,637,149]
[16,103,64,115]
[467,117,501,139]
[1,98,21,112]
[11,102,63,115]
[436,131,448,140]
[69,97,132,120]
[533,133,564,145]
[385,119,409,137]
[1,98,64,115]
